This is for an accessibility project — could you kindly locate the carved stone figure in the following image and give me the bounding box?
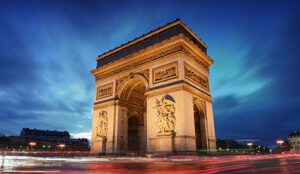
[96,111,108,138]
[154,95,176,133]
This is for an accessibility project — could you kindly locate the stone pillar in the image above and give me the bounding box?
[155,131,176,153]
[205,101,216,151]
[115,105,128,154]
[146,90,198,153]
[91,105,116,154]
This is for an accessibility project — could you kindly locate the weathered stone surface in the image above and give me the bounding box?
[91,20,216,154]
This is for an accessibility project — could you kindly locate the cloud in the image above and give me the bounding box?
[0,0,299,147]
[211,4,300,146]
[71,132,91,141]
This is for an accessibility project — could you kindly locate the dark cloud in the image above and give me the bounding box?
[0,17,39,88]
[214,8,300,146]
[0,0,299,145]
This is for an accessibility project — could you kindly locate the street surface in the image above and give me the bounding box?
[1,154,300,173]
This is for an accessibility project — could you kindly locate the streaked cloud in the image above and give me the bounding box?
[0,0,299,145]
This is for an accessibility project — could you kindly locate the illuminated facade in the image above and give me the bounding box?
[288,131,300,152]
[0,128,89,151]
[91,19,216,154]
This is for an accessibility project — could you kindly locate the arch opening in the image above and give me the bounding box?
[194,103,208,151]
[119,77,147,154]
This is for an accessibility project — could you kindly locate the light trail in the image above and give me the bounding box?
[1,154,300,173]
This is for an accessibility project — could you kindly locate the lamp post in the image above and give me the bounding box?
[58,143,65,151]
[277,140,284,146]
[277,140,284,153]
[28,142,36,150]
[247,142,253,153]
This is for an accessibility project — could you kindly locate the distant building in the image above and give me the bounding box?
[216,139,270,153]
[0,128,89,151]
[288,130,300,152]
[20,128,70,139]
[217,139,246,149]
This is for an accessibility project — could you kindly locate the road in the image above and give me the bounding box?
[1,154,300,173]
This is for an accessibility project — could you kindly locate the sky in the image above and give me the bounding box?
[0,0,299,146]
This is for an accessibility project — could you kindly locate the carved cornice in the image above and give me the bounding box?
[96,19,208,61]
[92,37,211,81]
[93,100,115,110]
[145,81,212,103]
[117,100,144,111]
[183,84,212,103]
[181,45,210,71]
[95,44,183,80]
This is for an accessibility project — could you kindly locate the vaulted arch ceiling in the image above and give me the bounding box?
[120,78,146,106]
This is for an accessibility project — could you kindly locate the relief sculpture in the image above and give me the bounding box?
[154,94,176,133]
[96,111,108,138]
[184,63,209,91]
[153,62,178,84]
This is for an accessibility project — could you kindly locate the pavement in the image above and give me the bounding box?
[1,154,300,173]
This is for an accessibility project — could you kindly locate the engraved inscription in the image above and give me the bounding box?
[153,62,178,84]
[96,83,113,99]
[184,63,209,91]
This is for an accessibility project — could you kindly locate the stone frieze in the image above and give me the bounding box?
[184,62,209,91]
[153,61,178,84]
[96,83,113,100]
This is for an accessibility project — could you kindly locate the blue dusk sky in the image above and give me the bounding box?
[0,0,299,146]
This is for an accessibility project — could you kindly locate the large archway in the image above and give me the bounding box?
[119,76,147,154]
[127,112,141,153]
[194,101,208,151]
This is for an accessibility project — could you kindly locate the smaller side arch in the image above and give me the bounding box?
[193,98,208,150]
[193,98,206,116]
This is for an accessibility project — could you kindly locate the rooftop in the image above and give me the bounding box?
[96,19,208,68]
[288,130,300,138]
[20,128,70,139]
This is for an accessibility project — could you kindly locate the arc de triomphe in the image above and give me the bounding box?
[91,19,216,154]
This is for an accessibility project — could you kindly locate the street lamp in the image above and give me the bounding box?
[247,142,253,153]
[277,140,284,152]
[28,142,36,150]
[276,140,284,146]
[58,143,65,150]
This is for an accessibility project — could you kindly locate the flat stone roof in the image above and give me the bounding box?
[96,19,207,68]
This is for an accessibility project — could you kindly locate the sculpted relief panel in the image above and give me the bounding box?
[96,83,113,100]
[184,62,209,91]
[96,111,108,138]
[154,95,176,133]
[153,62,178,84]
